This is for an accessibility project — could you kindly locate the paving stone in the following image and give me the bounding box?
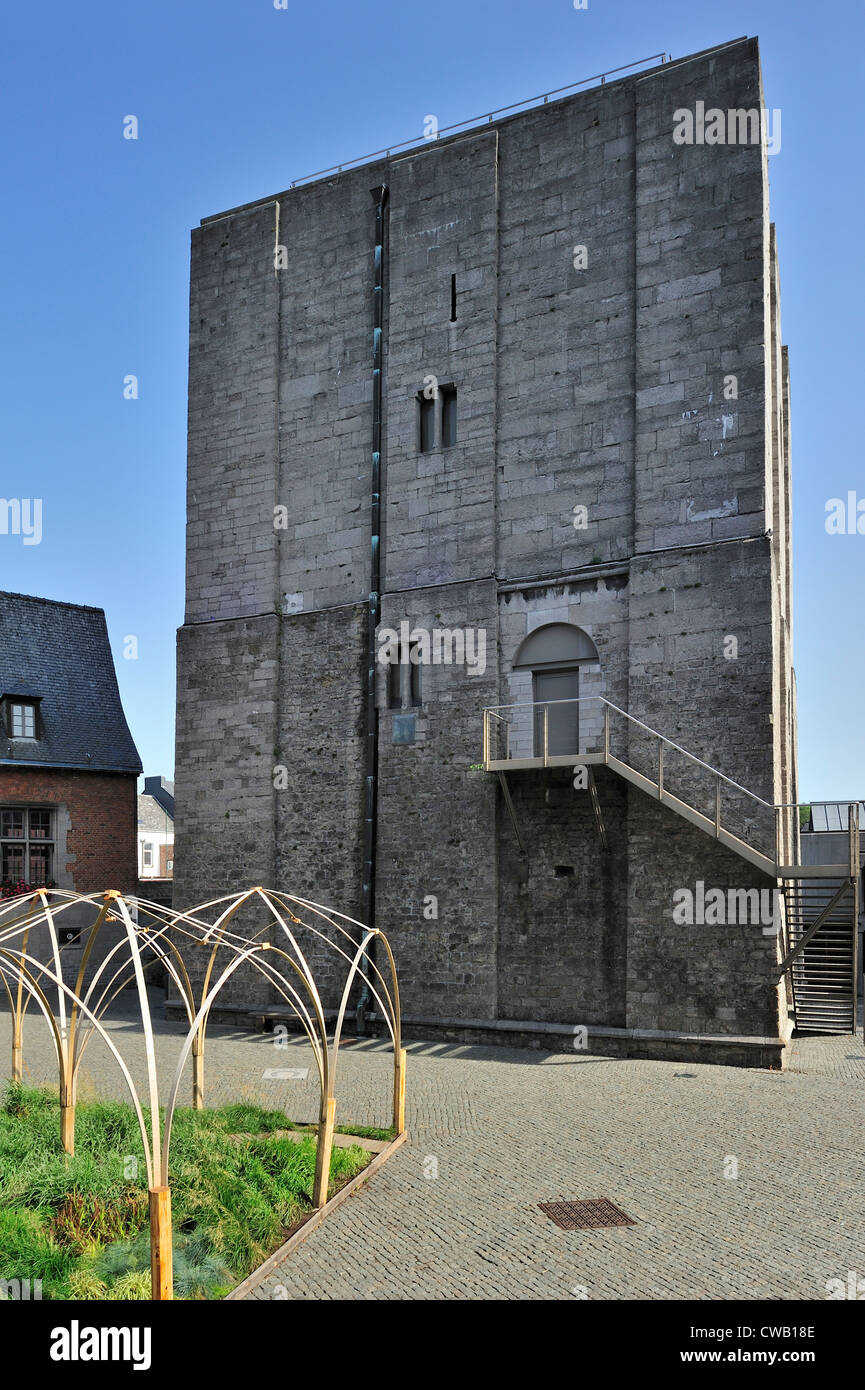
[1,992,862,1300]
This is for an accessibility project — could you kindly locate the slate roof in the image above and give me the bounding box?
[0,591,142,774]
[138,778,175,830]
[138,795,174,832]
[143,775,174,819]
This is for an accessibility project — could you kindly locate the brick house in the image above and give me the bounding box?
[0,592,142,904]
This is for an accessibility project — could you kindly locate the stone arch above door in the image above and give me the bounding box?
[512,622,599,670]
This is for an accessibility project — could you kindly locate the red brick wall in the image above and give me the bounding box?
[0,768,138,892]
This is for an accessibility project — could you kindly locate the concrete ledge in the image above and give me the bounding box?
[164,999,340,1029]
[367,1013,787,1070]
[163,999,787,1069]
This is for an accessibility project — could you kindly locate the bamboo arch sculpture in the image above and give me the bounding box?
[0,887,405,1299]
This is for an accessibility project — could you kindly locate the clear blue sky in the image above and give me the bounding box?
[0,0,861,799]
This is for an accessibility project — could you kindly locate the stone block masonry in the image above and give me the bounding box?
[174,38,797,1064]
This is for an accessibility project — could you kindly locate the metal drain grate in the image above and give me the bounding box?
[539,1198,636,1230]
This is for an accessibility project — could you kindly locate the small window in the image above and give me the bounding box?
[1,809,24,839]
[29,810,51,840]
[1,842,25,885]
[450,274,457,322]
[142,844,153,868]
[419,394,436,452]
[166,859,174,873]
[11,702,36,739]
[29,844,52,884]
[441,387,457,448]
[409,642,422,707]
[387,651,402,710]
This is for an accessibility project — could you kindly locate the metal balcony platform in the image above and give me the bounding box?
[483,695,861,1036]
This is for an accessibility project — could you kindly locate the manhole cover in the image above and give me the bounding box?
[539,1198,635,1230]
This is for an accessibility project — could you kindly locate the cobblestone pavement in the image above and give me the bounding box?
[2,994,864,1301]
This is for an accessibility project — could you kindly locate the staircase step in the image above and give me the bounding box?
[784,874,856,1036]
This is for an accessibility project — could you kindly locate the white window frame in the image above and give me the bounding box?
[11,702,36,739]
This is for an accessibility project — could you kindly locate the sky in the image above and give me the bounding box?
[0,0,862,799]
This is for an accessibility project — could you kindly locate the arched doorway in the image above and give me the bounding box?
[513,623,599,757]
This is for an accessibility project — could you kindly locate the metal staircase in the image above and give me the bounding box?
[482,695,861,1036]
[782,878,858,1033]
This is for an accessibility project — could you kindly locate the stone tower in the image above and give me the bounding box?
[174,37,797,1065]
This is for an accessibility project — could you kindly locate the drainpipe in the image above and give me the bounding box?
[357,183,389,1034]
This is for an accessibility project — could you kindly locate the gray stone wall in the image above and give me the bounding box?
[385,135,499,591]
[173,614,279,1008]
[626,795,781,1038]
[376,580,498,1020]
[174,38,796,1059]
[186,205,281,625]
[497,767,629,1027]
[273,603,368,1010]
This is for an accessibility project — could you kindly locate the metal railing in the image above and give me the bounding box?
[482,696,862,875]
[285,54,670,189]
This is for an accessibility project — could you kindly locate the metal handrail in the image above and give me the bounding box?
[486,701,864,816]
[285,54,669,189]
[484,697,864,877]
[776,800,865,809]
[484,696,775,809]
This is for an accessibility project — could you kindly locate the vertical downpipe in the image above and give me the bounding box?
[272,200,283,969]
[357,184,389,1034]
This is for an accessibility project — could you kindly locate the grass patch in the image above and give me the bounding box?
[335,1123,395,1142]
[0,1082,370,1299]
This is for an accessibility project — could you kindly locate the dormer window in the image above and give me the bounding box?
[11,702,36,739]
[2,694,41,741]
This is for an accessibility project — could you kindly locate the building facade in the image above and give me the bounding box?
[174,38,798,1064]
[137,776,175,880]
[0,592,142,963]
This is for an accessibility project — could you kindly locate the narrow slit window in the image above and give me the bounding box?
[387,649,402,709]
[409,643,422,707]
[450,274,457,322]
[441,386,457,448]
[419,394,436,452]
